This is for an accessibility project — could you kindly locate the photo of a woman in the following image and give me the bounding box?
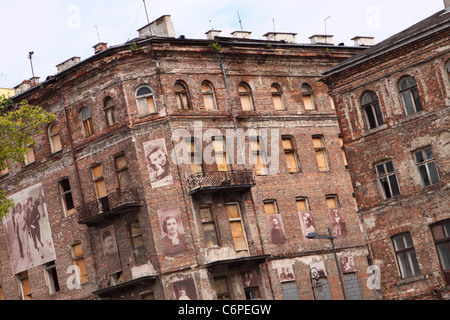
[158,207,187,256]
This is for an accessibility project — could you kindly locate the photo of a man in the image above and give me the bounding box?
[267,214,287,244]
[172,277,198,300]
[144,138,174,188]
[100,225,122,275]
[3,183,56,275]
[329,208,347,236]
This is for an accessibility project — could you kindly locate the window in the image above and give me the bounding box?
[250,136,268,175]
[296,197,310,211]
[302,83,315,110]
[264,200,278,215]
[282,136,299,173]
[201,81,217,110]
[114,154,128,192]
[225,203,249,257]
[399,76,422,115]
[212,136,229,171]
[80,108,94,137]
[392,233,420,278]
[17,271,32,300]
[59,178,75,216]
[271,84,285,110]
[312,136,328,172]
[199,206,220,248]
[175,81,191,110]
[414,147,440,187]
[186,138,203,174]
[245,287,261,300]
[128,220,146,264]
[325,195,339,209]
[338,137,348,169]
[91,164,107,199]
[44,261,60,294]
[431,220,450,285]
[361,91,384,130]
[104,97,117,127]
[72,242,88,284]
[214,276,232,300]
[135,85,156,116]
[238,82,254,111]
[48,123,62,153]
[24,145,35,166]
[376,160,400,199]
[0,274,4,300]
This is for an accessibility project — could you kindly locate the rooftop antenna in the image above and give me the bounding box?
[324,16,331,43]
[28,51,35,79]
[272,17,276,32]
[95,25,101,43]
[143,0,153,36]
[209,20,214,30]
[237,11,243,31]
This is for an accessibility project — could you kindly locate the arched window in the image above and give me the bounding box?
[301,83,315,110]
[399,76,422,115]
[201,81,217,110]
[104,97,117,127]
[174,81,191,110]
[238,82,254,111]
[271,84,285,110]
[80,108,94,137]
[48,123,62,153]
[135,85,156,116]
[361,91,384,130]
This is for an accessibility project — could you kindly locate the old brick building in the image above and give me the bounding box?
[0,15,376,300]
[322,3,450,300]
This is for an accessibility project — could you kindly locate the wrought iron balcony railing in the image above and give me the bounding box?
[78,189,142,225]
[186,170,255,195]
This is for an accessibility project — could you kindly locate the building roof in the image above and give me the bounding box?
[322,9,450,78]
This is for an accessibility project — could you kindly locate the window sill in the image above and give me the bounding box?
[398,110,426,124]
[361,124,388,137]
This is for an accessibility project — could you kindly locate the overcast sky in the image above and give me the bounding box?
[0,0,445,89]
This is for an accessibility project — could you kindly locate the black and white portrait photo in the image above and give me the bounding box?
[298,211,317,238]
[172,277,198,300]
[310,261,327,278]
[340,256,357,273]
[329,208,347,236]
[267,214,287,244]
[277,265,295,282]
[100,225,122,275]
[144,138,174,188]
[2,184,56,275]
[158,207,187,256]
[241,270,258,288]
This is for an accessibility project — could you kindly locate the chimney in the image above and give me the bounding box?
[138,15,175,38]
[309,34,334,45]
[351,36,375,47]
[205,30,222,40]
[30,77,40,87]
[93,42,108,54]
[14,80,31,95]
[445,0,450,10]
[231,31,252,39]
[263,32,297,43]
[56,57,81,73]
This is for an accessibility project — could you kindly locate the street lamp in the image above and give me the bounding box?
[306,227,347,300]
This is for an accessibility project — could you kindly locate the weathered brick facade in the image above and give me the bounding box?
[0,16,375,300]
[323,8,450,300]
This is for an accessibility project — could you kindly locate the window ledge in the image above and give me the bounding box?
[398,110,426,124]
[361,124,388,137]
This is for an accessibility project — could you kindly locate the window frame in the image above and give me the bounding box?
[199,206,220,248]
[135,85,157,116]
[114,153,128,193]
[80,107,94,137]
[186,137,204,174]
[238,82,254,111]
[225,202,249,256]
[24,145,36,166]
[212,136,230,172]
[44,260,60,295]
[375,160,401,199]
[71,242,88,284]
[128,220,146,265]
[312,135,329,172]
[174,81,192,110]
[413,147,440,187]
[271,83,285,110]
[301,83,316,110]
[103,96,117,127]
[282,135,300,173]
[91,163,107,200]
[249,135,268,175]
[430,220,450,285]
[361,91,384,130]
[398,76,422,116]
[201,80,218,110]
[59,178,75,217]
[392,233,420,279]
[48,123,63,154]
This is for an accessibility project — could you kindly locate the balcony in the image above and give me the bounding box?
[78,189,142,226]
[186,170,255,195]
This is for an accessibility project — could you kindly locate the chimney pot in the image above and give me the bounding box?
[205,30,222,40]
[56,57,81,73]
[351,36,375,47]
[93,42,108,54]
[231,31,252,39]
[138,15,175,38]
[263,32,297,43]
[309,34,334,45]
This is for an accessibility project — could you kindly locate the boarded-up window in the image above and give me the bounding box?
[72,243,88,284]
[199,207,220,248]
[186,138,203,174]
[59,178,75,216]
[313,136,328,171]
[250,137,268,175]
[92,164,107,199]
[214,276,232,300]
[226,203,248,256]
[114,154,128,192]
[302,83,315,110]
[18,271,32,300]
[296,198,309,211]
[264,200,277,215]
[128,220,146,264]
[213,137,229,171]
[0,166,8,176]
[136,86,156,115]
[271,84,285,110]
[49,124,62,153]
[104,97,117,127]
[238,83,253,111]
[431,220,450,285]
[175,82,191,110]
[24,145,35,166]
[81,108,94,137]
[326,195,338,209]
[338,137,348,169]
[282,136,299,173]
[202,81,217,110]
